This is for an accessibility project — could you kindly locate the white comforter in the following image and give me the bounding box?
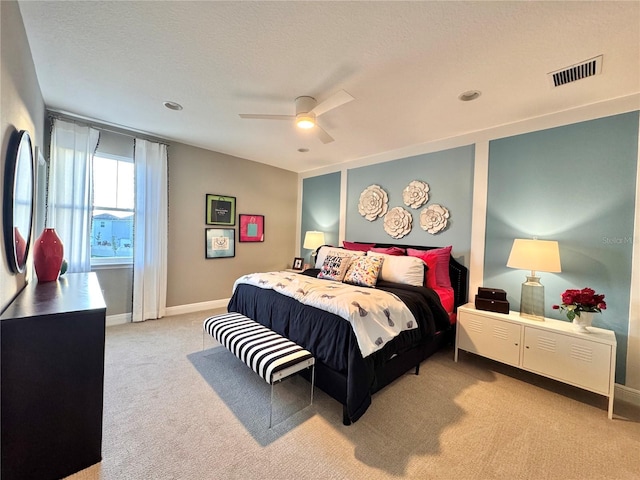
[233,271,418,357]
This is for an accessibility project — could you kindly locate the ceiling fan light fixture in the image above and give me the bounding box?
[296,113,316,129]
[239,90,353,143]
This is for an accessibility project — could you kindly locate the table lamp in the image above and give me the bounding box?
[303,231,325,266]
[507,238,561,320]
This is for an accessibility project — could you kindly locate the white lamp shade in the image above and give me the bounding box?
[303,231,325,251]
[507,239,561,273]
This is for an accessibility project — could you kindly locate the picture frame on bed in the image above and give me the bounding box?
[205,228,235,259]
[292,257,304,270]
[238,214,264,242]
[205,194,236,226]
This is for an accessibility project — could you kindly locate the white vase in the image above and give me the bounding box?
[572,311,594,333]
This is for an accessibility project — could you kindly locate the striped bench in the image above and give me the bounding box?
[203,312,315,427]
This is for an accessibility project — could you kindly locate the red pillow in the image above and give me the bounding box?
[407,246,452,288]
[369,246,406,256]
[422,255,439,289]
[343,241,375,252]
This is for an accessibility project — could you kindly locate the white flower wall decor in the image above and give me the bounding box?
[383,206,413,239]
[358,185,389,221]
[420,204,450,234]
[402,180,429,209]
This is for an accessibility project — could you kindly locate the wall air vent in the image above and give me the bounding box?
[548,55,603,87]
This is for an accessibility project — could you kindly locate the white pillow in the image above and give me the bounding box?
[366,252,425,287]
[315,247,365,269]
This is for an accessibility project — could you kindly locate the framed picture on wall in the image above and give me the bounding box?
[205,228,235,259]
[205,194,236,226]
[239,214,264,242]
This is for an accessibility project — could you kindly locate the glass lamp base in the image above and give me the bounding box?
[520,275,545,320]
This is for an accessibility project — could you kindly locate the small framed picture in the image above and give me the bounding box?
[205,228,235,259]
[292,257,304,270]
[239,214,264,242]
[206,194,236,226]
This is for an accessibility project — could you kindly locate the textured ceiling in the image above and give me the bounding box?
[18,1,640,173]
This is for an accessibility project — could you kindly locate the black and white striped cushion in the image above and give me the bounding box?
[204,312,313,385]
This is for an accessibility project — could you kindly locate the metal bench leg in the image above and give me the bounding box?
[310,364,315,406]
[269,382,274,429]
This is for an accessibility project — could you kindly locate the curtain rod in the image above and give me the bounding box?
[47,110,170,147]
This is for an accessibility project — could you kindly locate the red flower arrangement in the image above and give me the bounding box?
[552,288,607,321]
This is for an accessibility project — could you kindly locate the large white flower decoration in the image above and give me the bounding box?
[420,204,450,234]
[358,185,389,221]
[383,207,412,239]
[402,180,430,209]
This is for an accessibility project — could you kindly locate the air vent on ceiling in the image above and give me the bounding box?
[548,55,603,87]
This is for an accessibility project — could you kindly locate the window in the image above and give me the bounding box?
[91,153,134,265]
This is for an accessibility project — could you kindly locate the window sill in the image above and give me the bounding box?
[91,259,133,270]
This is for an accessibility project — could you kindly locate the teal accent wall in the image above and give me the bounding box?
[301,172,341,258]
[484,111,639,383]
[346,145,475,263]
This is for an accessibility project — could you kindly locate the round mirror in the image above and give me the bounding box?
[3,129,34,273]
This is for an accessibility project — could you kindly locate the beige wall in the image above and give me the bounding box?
[94,140,298,316]
[1,0,45,312]
[167,142,297,307]
[93,267,133,316]
[0,0,309,316]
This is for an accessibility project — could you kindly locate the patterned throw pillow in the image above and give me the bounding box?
[317,255,353,281]
[343,255,384,287]
[315,247,364,269]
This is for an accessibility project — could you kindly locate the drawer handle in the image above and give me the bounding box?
[525,346,530,349]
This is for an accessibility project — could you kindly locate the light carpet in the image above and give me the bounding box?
[66,310,640,480]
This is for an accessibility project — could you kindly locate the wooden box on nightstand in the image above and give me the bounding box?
[455,303,617,419]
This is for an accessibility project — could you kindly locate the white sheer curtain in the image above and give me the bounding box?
[132,139,168,322]
[49,119,100,273]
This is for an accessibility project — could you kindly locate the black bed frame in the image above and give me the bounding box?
[365,243,469,310]
[308,242,469,425]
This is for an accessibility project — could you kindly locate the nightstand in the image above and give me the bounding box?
[455,303,617,419]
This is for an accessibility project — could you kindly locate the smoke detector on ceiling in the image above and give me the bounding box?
[548,55,603,88]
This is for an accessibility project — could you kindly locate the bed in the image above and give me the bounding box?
[227,242,468,424]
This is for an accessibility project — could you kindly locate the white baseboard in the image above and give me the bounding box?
[105,300,228,327]
[164,298,230,317]
[615,383,640,407]
[106,313,131,327]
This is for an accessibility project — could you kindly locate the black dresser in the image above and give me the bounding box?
[1,272,107,480]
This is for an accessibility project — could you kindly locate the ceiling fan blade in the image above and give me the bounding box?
[239,114,294,120]
[314,125,334,144]
[310,90,354,117]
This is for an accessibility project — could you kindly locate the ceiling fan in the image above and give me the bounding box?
[239,90,354,144]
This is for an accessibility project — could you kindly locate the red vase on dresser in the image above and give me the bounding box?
[34,228,64,282]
